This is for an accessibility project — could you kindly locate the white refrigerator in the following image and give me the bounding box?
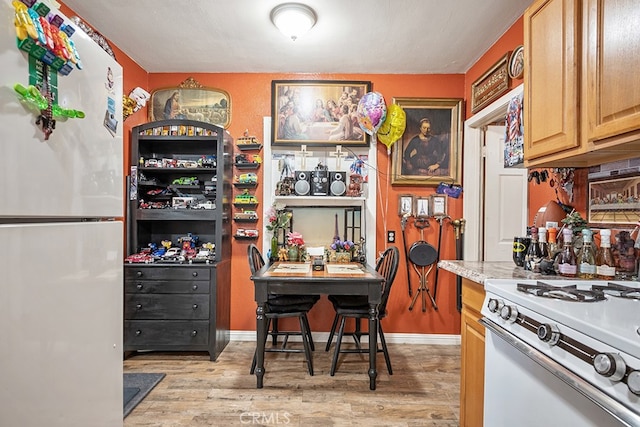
[0,1,124,425]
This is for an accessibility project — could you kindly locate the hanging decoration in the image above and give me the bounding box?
[377,103,406,154]
[356,91,387,136]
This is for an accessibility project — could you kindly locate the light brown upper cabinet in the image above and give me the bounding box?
[524,0,640,167]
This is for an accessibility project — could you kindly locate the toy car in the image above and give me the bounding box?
[194,200,215,209]
[233,210,258,220]
[161,247,184,262]
[235,154,262,164]
[245,229,259,237]
[172,177,199,185]
[236,173,258,184]
[199,155,216,168]
[233,190,258,204]
[125,249,154,264]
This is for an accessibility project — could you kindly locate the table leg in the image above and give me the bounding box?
[255,303,267,388]
[368,303,378,390]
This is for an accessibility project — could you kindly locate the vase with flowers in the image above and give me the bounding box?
[286,231,305,262]
[266,203,291,260]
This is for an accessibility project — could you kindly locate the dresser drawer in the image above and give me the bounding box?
[124,280,210,294]
[124,320,209,346]
[124,266,211,281]
[124,294,209,319]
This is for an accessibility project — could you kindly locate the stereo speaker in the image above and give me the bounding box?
[311,169,329,196]
[294,171,310,196]
[329,171,347,196]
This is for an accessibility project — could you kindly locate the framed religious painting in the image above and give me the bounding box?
[149,77,231,128]
[271,80,371,146]
[391,98,463,186]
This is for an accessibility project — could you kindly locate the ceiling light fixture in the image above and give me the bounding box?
[270,3,317,41]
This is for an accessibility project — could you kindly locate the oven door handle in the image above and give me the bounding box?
[480,318,640,427]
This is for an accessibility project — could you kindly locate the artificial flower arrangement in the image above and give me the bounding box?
[265,203,291,232]
[287,231,305,247]
[331,238,355,252]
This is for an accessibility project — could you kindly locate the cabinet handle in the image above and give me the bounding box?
[192,304,198,310]
[136,304,143,310]
[136,284,143,290]
[192,285,198,291]
[192,271,198,277]
[135,330,142,336]
[191,330,197,337]
[136,271,143,277]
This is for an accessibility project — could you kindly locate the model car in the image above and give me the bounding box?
[237,136,259,145]
[233,210,258,220]
[244,229,259,237]
[199,155,216,168]
[235,154,262,164]
[236,173,258,184]
[194,200,216,209]
[125,249,154,264]
[233,190,258,204]
[172,177,199,185]
[161,247,184,262]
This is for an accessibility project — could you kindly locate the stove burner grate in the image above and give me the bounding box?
[517,282,606,302]
[591,282,640,300]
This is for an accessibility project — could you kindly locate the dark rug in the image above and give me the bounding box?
[123,373,165,418]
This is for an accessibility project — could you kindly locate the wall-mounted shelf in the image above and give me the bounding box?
[233,203,258,209]
[274,196,366,207]
[234,163,260,170]
[236,143,262,151]
[233,217,258,223]
[233,235,258,240]
[233,182,258,189]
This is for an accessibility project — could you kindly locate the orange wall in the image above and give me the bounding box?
[65,1,530,336]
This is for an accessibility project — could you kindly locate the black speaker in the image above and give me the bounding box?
[311,169,329,196]
[294,171,310,196]
[329,171,346,196]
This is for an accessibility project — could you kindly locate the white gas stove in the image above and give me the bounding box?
[481,279,640,427]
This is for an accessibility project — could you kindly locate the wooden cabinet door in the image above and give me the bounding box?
[524,0,581,161]
[583,0,640,145]
[460,279,486,427]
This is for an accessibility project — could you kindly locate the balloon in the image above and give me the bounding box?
[377,104,406,152]
[356,92,387,136]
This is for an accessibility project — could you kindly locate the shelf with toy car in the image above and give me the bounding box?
[233,172,258,189]
[234,153,261,170]
[236,142,262,151]
[233,228,259,240]
[233,209,259,223]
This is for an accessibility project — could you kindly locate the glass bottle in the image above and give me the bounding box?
[524,226,542,271]
[614,231,638,280]
[547,227,558,257]
[557,228,577,277]
[538,227,549,260]
[270,233,279,261]
[596,229,616,280]
[577,228,597,279]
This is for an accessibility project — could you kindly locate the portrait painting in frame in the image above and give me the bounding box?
[391,97,463,186]
[271,80,371,146]
[149,77,231,128]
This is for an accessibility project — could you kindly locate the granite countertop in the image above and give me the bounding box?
[437,260,553,284]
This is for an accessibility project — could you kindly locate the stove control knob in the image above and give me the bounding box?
[627,371,640,396]
[487,298,504,313]
[593,353,626,382]
[499,305,518,323]
[537,323,560,345]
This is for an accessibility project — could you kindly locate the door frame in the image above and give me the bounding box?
[463,84,524,261]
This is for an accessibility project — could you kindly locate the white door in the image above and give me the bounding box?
[483,125,528,261]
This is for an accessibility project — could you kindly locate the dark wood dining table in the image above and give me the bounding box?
[250,261,385,390]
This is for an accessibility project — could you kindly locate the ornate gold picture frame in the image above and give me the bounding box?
[149,77,231,128]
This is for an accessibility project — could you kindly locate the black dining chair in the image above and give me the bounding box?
[325,246,400,376]
[247,244,317,375]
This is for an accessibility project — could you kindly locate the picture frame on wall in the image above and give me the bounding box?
[391,97,463,186]
[588,175,640,226]
[415,196,430,218]
[271,80,371,147]
[149,77,231,128]
[398,194,414,216]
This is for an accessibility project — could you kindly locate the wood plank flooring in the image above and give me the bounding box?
[123,341,460,426]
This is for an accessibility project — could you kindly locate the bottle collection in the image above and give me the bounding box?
[514,225,639,280]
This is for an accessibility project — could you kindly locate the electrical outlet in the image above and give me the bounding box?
[387,230,396,243]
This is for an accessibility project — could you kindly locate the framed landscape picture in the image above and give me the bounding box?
[271,80,371,146]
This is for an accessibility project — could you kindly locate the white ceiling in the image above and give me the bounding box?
[61,0,533,74]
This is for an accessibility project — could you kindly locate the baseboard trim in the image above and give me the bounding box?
[229,331,460,346]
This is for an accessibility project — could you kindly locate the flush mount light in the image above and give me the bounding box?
[270,3,317,41]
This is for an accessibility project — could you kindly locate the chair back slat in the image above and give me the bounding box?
[248,244,265,275]
[375,246,400,314]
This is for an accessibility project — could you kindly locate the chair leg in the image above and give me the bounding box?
[251,318,272,374]
[298,315,314,376]
[352,318,362,349]
[330,315,347,376]
[378,322,392,375]
[301,313,315,351]
[271,318,280,346]
[325,313,340,352]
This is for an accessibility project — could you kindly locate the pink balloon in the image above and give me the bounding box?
[356,92,387,136]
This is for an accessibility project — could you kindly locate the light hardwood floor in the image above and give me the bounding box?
[123,341,460,426]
